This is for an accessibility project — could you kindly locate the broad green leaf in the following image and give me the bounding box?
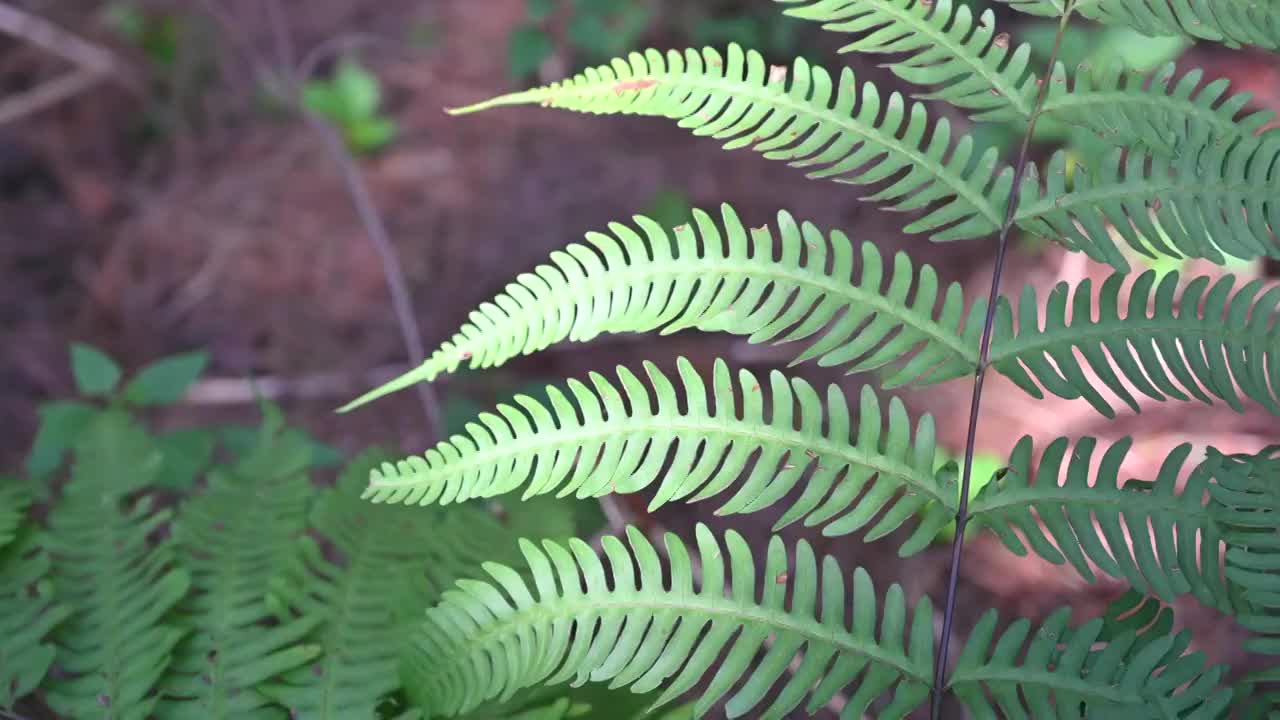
[25,401,97,479]
[69,343,121,396]
[509,24,553,78]
[123,350,208,406]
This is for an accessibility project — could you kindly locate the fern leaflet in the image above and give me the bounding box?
[0,526,72,710]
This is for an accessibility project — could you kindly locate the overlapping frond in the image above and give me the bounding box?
[364,358,955,551]
[775,0,1038,121]
[1014,127,1280,269]
[406,525,937,719]
[1075,0,1280,50]
[990,270,1280,418]
[261,451,544,719]
[1209,446,1280,656]
[449,43,1010,237]
[0,526,72,710]
[950,605,1233,718]
[340,204,982,411]
[45,411,192,718]
[970,436,1234,609]
[160,425,319,719]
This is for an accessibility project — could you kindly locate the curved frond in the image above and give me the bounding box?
[261,451,554,719]
[405,525,937,719]
[0,527,72,710]
[160,432,319,719]
[340,204,981,410]
[364,358,955,551]
[45,411,192,719]
[989,270,1280,418]
[951,605,1233,718]
[1209,446,1280,657]
[969,436,1234,609]
[449,44,1009,237]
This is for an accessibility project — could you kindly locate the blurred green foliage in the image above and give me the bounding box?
[303,58,399,154]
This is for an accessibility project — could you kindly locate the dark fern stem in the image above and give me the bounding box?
[930,3,1078,717]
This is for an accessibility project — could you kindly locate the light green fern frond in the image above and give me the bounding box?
[970,436,1234,609]
[46,411,192,719]
[405,525,937,719]
[340,204,982,410]
[950,604,1233,717]
[450,44,1009,238]
[990,270,1280,418]
[261,451,548,719]
[364,358,955,551]
[0,526,72,710]
[160,429,319,719]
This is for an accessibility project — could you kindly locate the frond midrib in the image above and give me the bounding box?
[947,665,1143,705]
[476,65,1003,229]
[429,593,928,683]
[1040,86,1248,141]
[450,256,977,368]
[1015,175,1271,224]
[372,417,948,508]
[969,483,1208,521]
[826,0,1034,118]
[989,316,1272,363]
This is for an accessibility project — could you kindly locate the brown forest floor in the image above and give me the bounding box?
[2,1,1279,717]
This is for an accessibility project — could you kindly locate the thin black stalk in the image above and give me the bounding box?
[929,4,1076,717]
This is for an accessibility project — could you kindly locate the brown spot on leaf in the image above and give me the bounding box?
[776,571,789,584]
[993,33,1010,49]
[769,65,788,84]
[613,79,658,94]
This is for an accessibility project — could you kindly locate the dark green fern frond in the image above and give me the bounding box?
[776,0,1038,121]
[46,411,191,718]
[449,44,1010,238]
[0,526,72,710]
[261,451,545,719]
[340,204,982,410]
[1210,446,1280,656]
[161,431,319,718]
[970,436,1234,609]
[950,605,1233,718]
[1074,0,1280,50]
[990,270,1280,418]
[363,358,955,551]
[405,525,937,719]
[0,482,29,551]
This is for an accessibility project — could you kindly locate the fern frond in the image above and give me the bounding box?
[1070,0,1280,50]
[405,525,937,719]
[0,526,72,710]
[0,482,29,551]
[970,436,1234,609]
[261,451,543,719]
[989,270,1280,418]
[161,432,319,719]
[46,411,192,718]
[449,44,1009,237]
[340,204,982,410]
[776,0,1038,121]
[760,2,1269,152]
[951,605,1233,717]
[1209,446,1280,657]
[364,358,956,551]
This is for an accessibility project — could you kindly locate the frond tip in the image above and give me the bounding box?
[340,203,982,412]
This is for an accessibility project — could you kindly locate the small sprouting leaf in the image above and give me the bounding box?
[70,343,121,396]
[302,82,343,120]
[26,401,98,479]
[347,117,398,154]
[122,351,208,406]
[334,59,382,118]
[509,24,553,78]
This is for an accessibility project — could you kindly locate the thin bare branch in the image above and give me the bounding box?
[0,68,101,126]
[0,2,134,84]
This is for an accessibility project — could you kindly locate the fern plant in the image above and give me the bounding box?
[337,0,1280,717]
